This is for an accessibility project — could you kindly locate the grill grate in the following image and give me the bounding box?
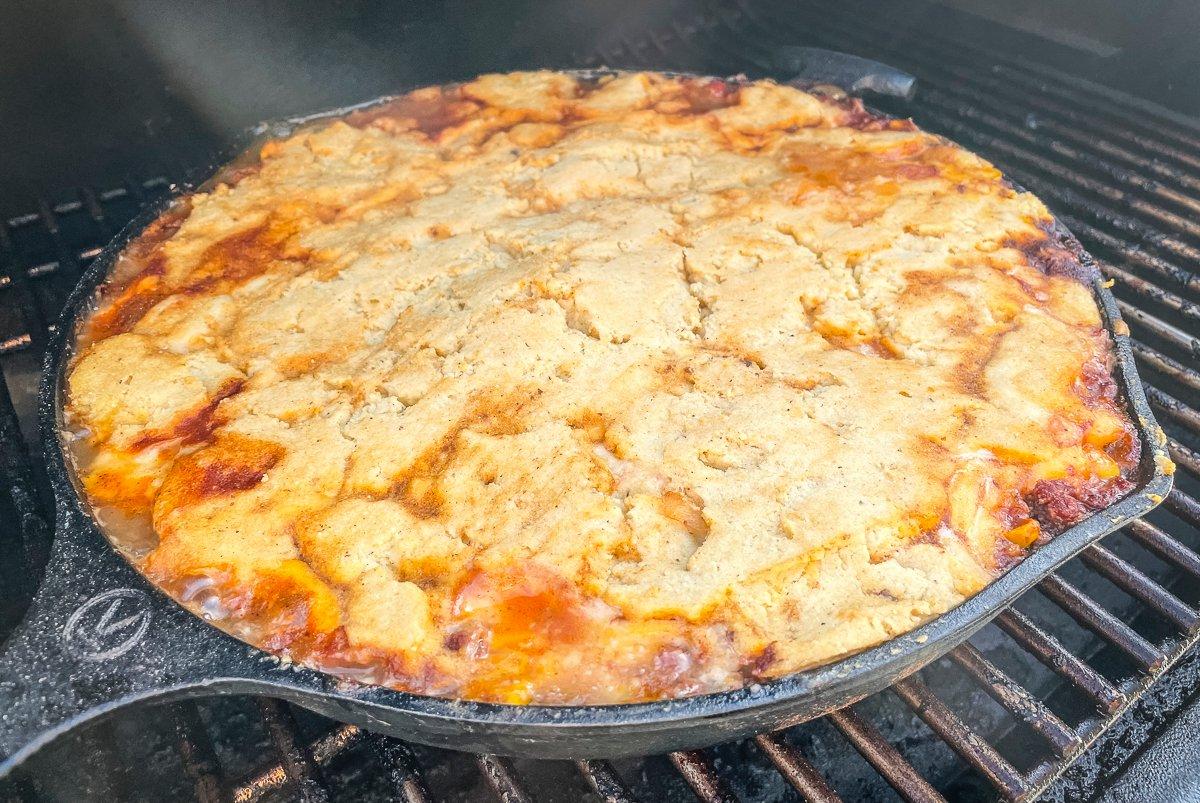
[3,1,1200,800]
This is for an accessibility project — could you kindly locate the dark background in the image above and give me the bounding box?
[2,0,1199,216]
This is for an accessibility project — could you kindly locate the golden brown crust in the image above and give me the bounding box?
[65,71,1138,704]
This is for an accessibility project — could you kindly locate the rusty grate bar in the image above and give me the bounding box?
[1078,545,1200,632]
[946,644,1080,758]
[1101,263,1200,325]
[370,735,430,803]
[1132,341,1200,392]
[254,698,330,803]
[754,732,844,803]
[1169,442,1200,480]
[1037,574,1164,671]
[575,759,640,803]
[892,677,1028,801]
[1123,517,1200,580]
[993,608,1125,713]
[229,723,369,803]
[1117,300,1200,360]
[1145,385,1200,432]
[824,708,945,803]
[171,702,222,803]
[1160,489,1200,530]
[1065,219,1200,295]
[669,750,740,803]
[476,755,533,803]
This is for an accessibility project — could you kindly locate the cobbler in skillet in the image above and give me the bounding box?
[65,71,1138,704]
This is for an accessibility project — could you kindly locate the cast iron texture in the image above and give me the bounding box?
[0,55,1175,773]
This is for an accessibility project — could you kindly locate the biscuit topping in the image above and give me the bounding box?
[66,71,1137,704]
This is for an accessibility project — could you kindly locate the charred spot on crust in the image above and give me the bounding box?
[155,433,285,510]
[1006,222,1099,284]
[184,216,307,293]
[743,642,779,680]
[86,203,192,340]
[131,379,246,452]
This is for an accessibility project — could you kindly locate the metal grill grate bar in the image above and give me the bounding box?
[1037,574,1165,670]
[1161,490,1200,531]
[754,733,844,803]
[824,708,945,803]
[1062,219,1200,295]
[1116,300,1199,359]
[575,759,640,803]
[1131,342,1200,393]
[947,644,1081,757]
[476,755,533,803]
[370,736,431,803]
[255,698,331,803]
[1170,441,1200,478]
[231,722,363,803]
[171,703,222,803]
[892,677,1028,801]
[669,750,741,803]
[1078,545,1200,632]
[1145,385,1200,432]
[992,609,1125,713]
[1124,517,1200,579]
[1101,264,1200,325]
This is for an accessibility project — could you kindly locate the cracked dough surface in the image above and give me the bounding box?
[66,71,1138,704]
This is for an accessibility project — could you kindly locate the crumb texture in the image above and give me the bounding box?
[67,71,1137,704]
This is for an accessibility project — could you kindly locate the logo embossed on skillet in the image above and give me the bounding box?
[62,589,152,660]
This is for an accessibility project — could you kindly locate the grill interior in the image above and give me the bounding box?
[4,1,1200,800]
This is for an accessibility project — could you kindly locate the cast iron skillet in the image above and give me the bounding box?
[0,53,1174,773]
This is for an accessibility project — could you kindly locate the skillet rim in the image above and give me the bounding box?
[39,67,1175,733]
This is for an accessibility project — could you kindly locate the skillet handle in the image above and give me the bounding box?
[774,46,917,100]
[0,522,204,777]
